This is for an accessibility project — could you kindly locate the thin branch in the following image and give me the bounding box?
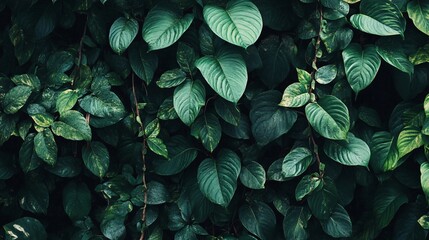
[72,15,88,86]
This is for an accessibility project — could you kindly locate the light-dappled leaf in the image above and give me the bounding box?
[147,137,168,158]
[203,0,263,48]
[56,89,78,113]
[250,90,297,145]
[157,69,187,89]
[3,217,47,240]
[51,110,92,141]
[173,80,205,126]
[82,141,109,178]
[397,126,424,158]
[142,4,194,51]
[320,204,352,238]
[305,95,350,140]
[190,113,221,152]
[11,74,41,90]
[420,162,429,201]
[410,44,429,65]
[239,161,266,189]
[324,133,370,167]
[407,0,429,36]
[369,131,400,172]
[376,39,414,75]
[282,147,313,178]
[349,0,406,36]
[79,91,126,119]
[295,173,322,201]
[196,47,247,103]
[109,17,138,54]
[34,129,57,165]
[197,149,241,206]
[2,85,32,114]
[315,65,337,84]
[239,202,276,240]
[279,82,310,108]
[342,44,381,94]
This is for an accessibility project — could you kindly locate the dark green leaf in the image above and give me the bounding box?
[3,217,47,240]
[156,69,187,88]
[128,43,158,84]
[239,202,276,240]
[82,141,109,178]
[109,17,138,54]
[282,147,313,178]
[324,133,371,167]
[147,137,168,158]
[239,161,266,189]
[173,80,206,126]
[51,110,92,141]
[283,207,311,240]
[320,204,352,238]
[308,177,338,219]
[34,128,57,165]
[2,85,32,114]
[63,181,91,221]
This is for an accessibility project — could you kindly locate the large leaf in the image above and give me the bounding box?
[56,89,78,113]
[376,39,414,75]
[239,202,276,240]
[203,0,263,48]
[34,129,57,165]
[305,95,350,140]
[3,217,47,240]
[2,85,32,114]
[128,43,158,84]
[320,204,352,238]
[51,110,92,141]
[250,90,298,145]
[82,141,109,178]
[349,0,406,36]
[282,147,313,178]
[324,133,371,167]
[197,149,241,206]
[109,17,138,54]
[407,0,429,36]
[79,91,126,119]
[239,161,266,189]
[342,44,381,94]
[195,47,247,103]
[369,131,400,173]
[283,207,311,240]
[63,181,91,221]
[173,80,206,126]
[142,4,194,51]
[397,126,424,158]
[214,98,241,126]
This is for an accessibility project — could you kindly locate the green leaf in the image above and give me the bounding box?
[197,149,241,206]
[34,129,57,165]
[79,91,126,120]
[158,97,179,120]
[250,90,298,145]
[369,131,400,172]
[407,0,429,36]
[18,182,49,214]
[397,126,424,158]
[128,43,158,84]
[297,68,312,87]
[315,65,337,84]
[177,42,196,74]
[0,113,18,145]
[147,137,169,158]
[376,39,414,75]
[109,17,138,54]
[349,0,406,36]
[47,51,74,73]
[19,134,42,173]
[418,215,429,230]
[410,44,429,65]
[145,118,160,138]
[239,202,276,240]
[2,85,32,114]
[11,74,41,90]
[420,162,429,201]
[320,204,352,238]
[256,35,290,88]
[132,181,170,206]
[63,181,91,221]
[342,44,381,94]
[31,113,54,128]
[196,47,247,103]
[173,80,206,126]
[324,133,371,167]
[320,18,354,53]
[56,89,78,113]
[214,98,241,126]
[373,183,408,228]
[203,0,263,48]
[3,217,47,240]
[295,173,322,201]
[283,207,311,240]
[239,161,266,189]
[156,69,187,88]
[142,4,194,51]
[305,95,350,140]
[308,177,338,219]
[45,156,81,178]
[191,113,222,152]
[279,82,310,108]
[282,147,313,178]
[51,110,92,141]
[100,201,133,240]
[82,141,109,178]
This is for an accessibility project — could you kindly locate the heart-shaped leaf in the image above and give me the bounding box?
[109,17,138,54]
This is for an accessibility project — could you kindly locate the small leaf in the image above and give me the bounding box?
[30,113,54,128]
[197,149,241,206]
[282,147,313,178]
[410,44,429,65]
[214,98,241,126]
[239,202,276,240]
[191,113,222,152]
[305,95,350,140]
[324,133,371,167]
[2,85,32,114]
[196,47,247,103]
[418,215,429,230]
[101,201,133,240]
[156,69,187,88]
[420,162,429,201]
[315,65,337,84]
[177,42,196,74]
[147,137,169,159]
[279,82,310,108]
[145,118,160,138]
[342,44,381,94]
[397,126,424,158]
[308,177,338,219]
[142,4,194,51]
[239,161,266,189]
[203,0,263,48]
[34,129,57,165]
[173,80,206,126]
[295,173,322,201]
[283,207,311,240]
[82,141,109,178]
[51,110,92,141]
[109,17,138,54]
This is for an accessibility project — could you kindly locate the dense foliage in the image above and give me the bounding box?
[1,0,429,239]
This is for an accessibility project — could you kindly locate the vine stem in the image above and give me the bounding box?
[72,15,87,86]
[132,73,148,240]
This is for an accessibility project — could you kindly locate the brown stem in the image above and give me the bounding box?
[132,73,148,240]
[72,16,87,86]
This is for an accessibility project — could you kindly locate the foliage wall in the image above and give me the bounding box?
[1,0,429,239]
